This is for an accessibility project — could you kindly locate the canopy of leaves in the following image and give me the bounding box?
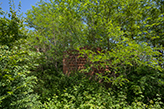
[25,0,164,104]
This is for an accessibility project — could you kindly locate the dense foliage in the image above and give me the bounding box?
[0,0,164,108]
[0,2,40,108]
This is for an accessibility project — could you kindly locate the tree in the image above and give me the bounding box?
[26,0,164,104]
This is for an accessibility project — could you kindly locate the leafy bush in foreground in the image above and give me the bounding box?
[39,73,163,109]
[0,4,41,108]
[0,45,41,109]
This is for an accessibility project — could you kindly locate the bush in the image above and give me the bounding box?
[40,72,163,109]
[0,45,41,108]
[0,4,41,108]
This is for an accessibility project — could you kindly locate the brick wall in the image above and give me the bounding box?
[63,49,87,75]
[63,47,109,77]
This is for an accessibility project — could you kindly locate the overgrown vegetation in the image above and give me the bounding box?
[0,0,164,108]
